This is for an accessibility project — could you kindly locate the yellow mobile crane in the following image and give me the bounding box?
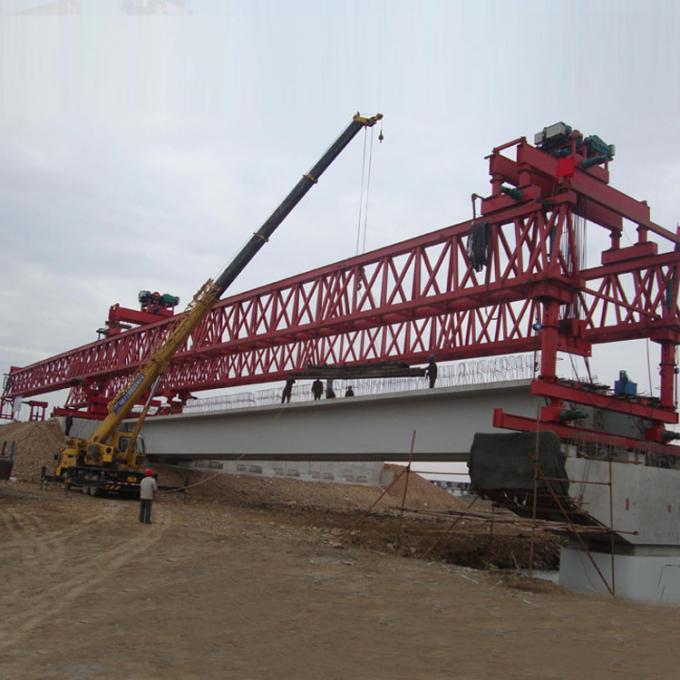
[55,112,383,496]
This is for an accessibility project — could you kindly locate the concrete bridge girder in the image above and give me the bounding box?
[133,381,539,462]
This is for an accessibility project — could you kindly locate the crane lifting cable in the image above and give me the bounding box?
[362,126,376,253]
[355,129,369,255]
[355,122,381,255]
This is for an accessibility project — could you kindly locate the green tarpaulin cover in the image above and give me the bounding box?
[469,431,568,495]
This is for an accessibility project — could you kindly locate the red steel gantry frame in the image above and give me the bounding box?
[2,127,680,453]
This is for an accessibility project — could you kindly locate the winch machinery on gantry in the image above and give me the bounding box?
[3,120,680,462]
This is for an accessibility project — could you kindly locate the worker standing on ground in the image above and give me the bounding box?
[345,385,355,397]
[139,468,158,524]
[326,379,336,399]
[281,377,295,404]
[311,379,324,400]
[425,356,438,389]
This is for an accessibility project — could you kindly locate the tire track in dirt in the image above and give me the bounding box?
[0,512,38,573]
[0,507,172,651]
[0,512,57,599]
[13,511,66,577]
[9,511,58,565]
[1,504,121,552]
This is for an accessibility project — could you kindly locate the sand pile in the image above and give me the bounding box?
[382,463,464,512]
[0,420,63,482]
[155,462,465,514]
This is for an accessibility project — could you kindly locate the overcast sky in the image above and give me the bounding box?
[1,0,679,418]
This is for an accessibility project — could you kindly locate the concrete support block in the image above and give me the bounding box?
[560,546,680,602]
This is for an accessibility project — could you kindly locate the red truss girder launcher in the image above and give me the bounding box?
[4,131,680,432]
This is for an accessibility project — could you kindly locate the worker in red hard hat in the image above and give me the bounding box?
[139,468,158,524]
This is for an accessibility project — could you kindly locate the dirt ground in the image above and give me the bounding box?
[1,479,678,680]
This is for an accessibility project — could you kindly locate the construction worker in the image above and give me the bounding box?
[425,356,438,389]
[345,385,355,397]
[311,379,324,400]
[325,379,336,399]
[139,468,158,524]
[281,377,295,404]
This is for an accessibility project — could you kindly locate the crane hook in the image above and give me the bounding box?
[378,125,384,143]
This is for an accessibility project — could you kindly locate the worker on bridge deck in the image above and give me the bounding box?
[425,356,438,389]
[311,379,324,400]
[281,378,295,404]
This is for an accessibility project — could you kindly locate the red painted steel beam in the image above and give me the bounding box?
[583,251,677,279]
[530,378,677,423]
[106,304,173,332]
[493,408,680,457]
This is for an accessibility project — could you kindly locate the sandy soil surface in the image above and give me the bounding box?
[1,481,678,680]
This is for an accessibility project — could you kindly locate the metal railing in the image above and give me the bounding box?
[184,354,538,414]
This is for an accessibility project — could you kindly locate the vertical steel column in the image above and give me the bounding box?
[539,301,560,382]
[659,342,676,409]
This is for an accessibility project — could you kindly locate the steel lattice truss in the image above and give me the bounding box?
[4,132,680,433]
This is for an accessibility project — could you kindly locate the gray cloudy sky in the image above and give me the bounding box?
[1,0,679,413]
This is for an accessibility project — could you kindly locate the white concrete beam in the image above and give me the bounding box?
[136,380,538,462]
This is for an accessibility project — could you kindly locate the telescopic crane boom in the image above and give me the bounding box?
[55,112,383,494]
